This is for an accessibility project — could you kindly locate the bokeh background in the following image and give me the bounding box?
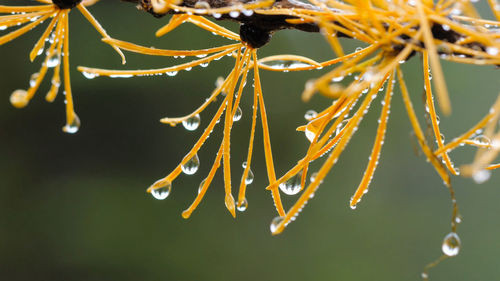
[1,1,499,281]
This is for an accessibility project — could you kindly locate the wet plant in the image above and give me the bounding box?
[1,0,500,279]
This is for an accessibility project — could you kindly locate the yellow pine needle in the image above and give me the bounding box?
[422,51,458,175]
[78,46,239,77]
[253,50,285,217]
[350,72,394,208]
[397,66,450,186]
[156,14,188,37]
[102,37,241,58]
[76,4,126,64]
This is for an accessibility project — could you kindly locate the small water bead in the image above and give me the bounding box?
[241,162,254,184]
[242,9,253,16]
[270,216,284,233]
[229,11,240,18]
[82,71,98,79]
[30,72,39,87]
[332,75,344,82]
[486,47,499,56]
[336,119,349,135]
[455,214,463,224]
[198,179,206,194]
[473,135,491,146]
[194,1,210,9]
[245,168,254,185]
[442,232,461,256]
[62,114,81,134]
[182,114,201,131]
[166,71,178,77]
[10,89,29,108]
[151,180,172,200]
[233,107,242,121]
[472,169,491,184]
[47,55,60,68]
[310,172,321,184]
[181,153,200,175]
[279,171,303,195]
[304,110,318,121]
[304,126,317,142]
[237,198,248,212]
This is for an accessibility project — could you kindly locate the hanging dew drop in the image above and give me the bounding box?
[233,107,242,121]
[304,110,317,120]
[10,89,29,108]
[166,71,178,77]
[182,114,201,131]
[62,114,81,134]
[473,135,491,146]
[472,169,491,184]
[305,127,316,142]
[245,168,254,184]
[270,216,284,233]
[30,72,39,87]
[150,180,172,200]
[279,171,303,195]
[198,179,206,194]
[82,72,97,79]
[442,232,461,256]
[310,172,318,183]
[47,55,60,68]
[181,153,200,175]
[237,198,248,212]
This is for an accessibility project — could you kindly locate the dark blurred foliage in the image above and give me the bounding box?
[0,1,499,281]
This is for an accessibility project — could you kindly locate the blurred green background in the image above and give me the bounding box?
[1,1,499,281]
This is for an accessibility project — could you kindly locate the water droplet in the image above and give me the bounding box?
[182,114,201,131]
[270,216,284,233]
[47,55,60,68]
[304,110,317,121]
[194,1,210,9]
[30,72,39,87]
[455,214,463,224]
[242,9,253,16]
[442,232,461,256]
[62,114,81,134]
[233,106,242,121]
[181,153,200,175]
[279,171,303,195]
[486,47,499,56]
[245,168,254,184]
[150,180,172,200]
[198,179,206,194]
[10,89,29,108]
[305,127,316,142]
[229,11,240,18]
[472,169,491,184]
[82,72,97,79]
[332,75,344,82]
[473,135,491,146]
[237,198,248,212]
[310,172,318,183]
[166,71,178,76]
